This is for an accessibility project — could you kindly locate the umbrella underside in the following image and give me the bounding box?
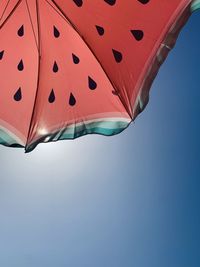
[0,0,198,152]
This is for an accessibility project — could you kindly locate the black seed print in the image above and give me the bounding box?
[17,25,24,36]
[104,0,116,5]
[17,60,24,71]
[138,0,150,4]
[48,89,55,103]
[0,50,4,60]
[112,90,118,95]
[69,93,76,106]
[14,87,22,101]
[53,26,60,38]
[131,30,144,41]
[73,0,83,7]
[88,76,97,90]
[112,49,122,63]
[95,25,105,36]
[53,61,58,72]
[72,53,80,64]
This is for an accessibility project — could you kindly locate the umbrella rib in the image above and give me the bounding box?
[25,0,41,150]
[25,0,39,53]
[0,0,11,22]
[0,0,22,29]
[47,0,133,119]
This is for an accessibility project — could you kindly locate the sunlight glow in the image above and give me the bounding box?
[38,127,48,136]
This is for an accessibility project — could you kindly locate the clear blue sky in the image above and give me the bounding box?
[0,11,199,267]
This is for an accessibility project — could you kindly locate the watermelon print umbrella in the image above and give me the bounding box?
[0,0,199,152]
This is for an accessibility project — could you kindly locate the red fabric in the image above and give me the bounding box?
[0,0,193,151]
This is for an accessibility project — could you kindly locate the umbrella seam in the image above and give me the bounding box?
[25,0,39,52]
[0,0,11,22]
[25,0,41,150]
[0,0,22,29]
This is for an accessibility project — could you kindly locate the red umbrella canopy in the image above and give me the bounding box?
[0,0,199,152]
